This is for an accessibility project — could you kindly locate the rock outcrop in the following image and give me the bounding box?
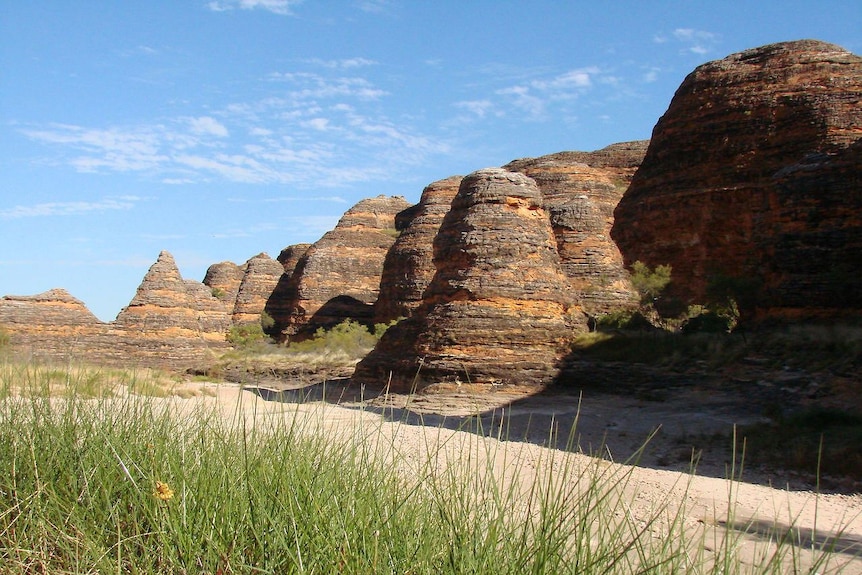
[505,141,648,315]
[231,253,284,326]
[0,289,108,359]
[203,261,245,310]
[354,169,585,390]
[277,244,312,275]
[267,195,411,339]
[373,176,462,324]
[114,251,232,364]
[1,252,233,368]
[612,40,862,320]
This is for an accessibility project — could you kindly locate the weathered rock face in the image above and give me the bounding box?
[0,289,109,359]
[373,176,462,324]
[277,244,311,275]
[1,252,233,368]
[505,141,648,315]
[231,253,284,326]
[114,251,232,362]
[203,261,245,310]
[612,40,862,319]
[354,169,585,390]
[267,195,411,339]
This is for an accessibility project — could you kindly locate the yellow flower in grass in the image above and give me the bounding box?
[153,481,175,501]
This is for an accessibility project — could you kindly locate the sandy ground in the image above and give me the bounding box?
[164,377,862,573]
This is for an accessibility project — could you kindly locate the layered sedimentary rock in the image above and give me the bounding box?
[231,253,284,325]
[277,244,311,275]
[354,169,585,390]
[612,40,862,319]
[114,251,232,363]
[203,261,245,310]
[505,141,648,315]
[267,195,411,339]
[0,289,109,359]
[1,252,233,367]
[373,176,462,324]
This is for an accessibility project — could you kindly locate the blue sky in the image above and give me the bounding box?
[1,1,859,321]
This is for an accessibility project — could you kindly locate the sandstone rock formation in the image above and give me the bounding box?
[1,252,233,368]
[373,176,462,324]
[0,289,108,359]
[114,251,232,363]
[231,253,284,326]
[267,195,411,339]
[277,244,311,275]
[612,40,862,320]
[505,141,648,316]
[354,169,585,390]
[203,261,245,310]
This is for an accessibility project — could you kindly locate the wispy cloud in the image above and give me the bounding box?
[302,57,377,69]
[187,116,229,137]
[20,66,448,188]
[207,0,303,16]
[494,66,601,120]
[0,196,141,219]
[353,0,393,14]
[655,28,720,55]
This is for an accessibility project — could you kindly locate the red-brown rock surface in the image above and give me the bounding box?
[114,251,232,363]
[354,168,585,390]
[373,176,462,324]
[0,289,108,360]
[231,253,284,326]
[269,195,411,339]
[612,40,862,319]
[1,252,233,368]
[203,261,245,310]
[505,141,648,316]
[277,244,311,275]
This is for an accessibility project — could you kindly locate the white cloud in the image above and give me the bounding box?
[655,28,720,55]
[0,196,140,219]
[19,63,449,188]
[454,100,496,119]
[267,72,388,101]
[493,66,602,120]
[207,0,303,15]
[187,116,229,137]
[353,0,392,14]
[304,57,377,69]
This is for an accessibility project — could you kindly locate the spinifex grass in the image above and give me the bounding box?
[0,361,858,573]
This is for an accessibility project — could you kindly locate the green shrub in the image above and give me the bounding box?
[227,323,268,347]
[288,319,395,358]
[210,287,227,299]
[629,261,672,306]
[681,310,735,334]
[596,310,655,331]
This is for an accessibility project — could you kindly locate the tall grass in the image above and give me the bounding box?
[0,359,858,573]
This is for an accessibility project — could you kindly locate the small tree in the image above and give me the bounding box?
[630,261,672,306]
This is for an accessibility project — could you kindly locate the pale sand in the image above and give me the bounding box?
[162,381,862,573]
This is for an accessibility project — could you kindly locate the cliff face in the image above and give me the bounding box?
[231,253,284,326]
[0,289,108,359]
[1,253,233,368]
[373,176,462,324]
[267,195,411,339]
[505,141,648,315]
[354,169,584,390]
[203,261,245,311]
[612,40,862,319]
[113,251,232,364]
